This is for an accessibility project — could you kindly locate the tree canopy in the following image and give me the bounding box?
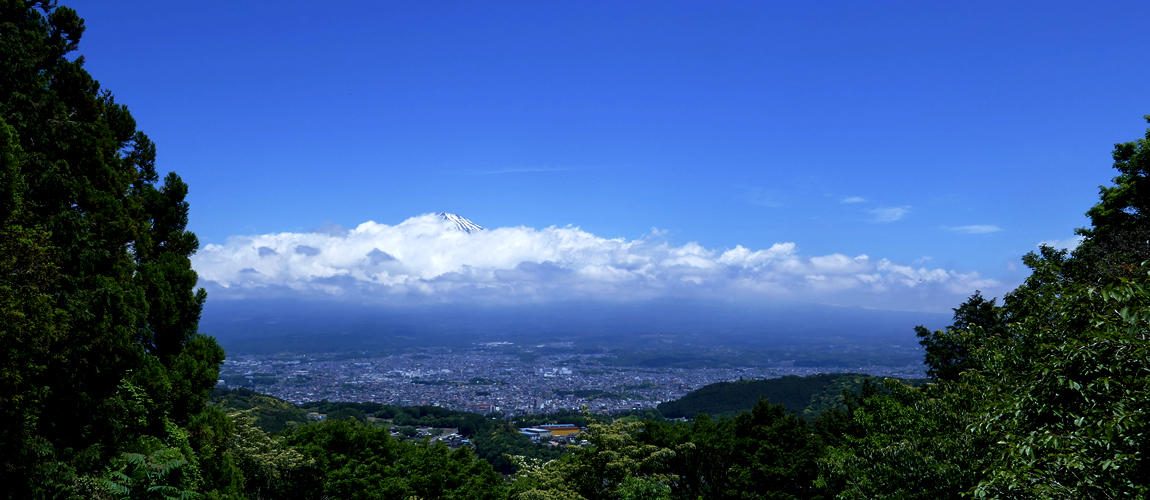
[1,1,222,495]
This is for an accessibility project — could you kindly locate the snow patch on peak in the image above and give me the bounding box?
[436,213,485,233]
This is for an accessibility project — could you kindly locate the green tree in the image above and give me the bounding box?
[955,117,1150,497]
[471,419,562,474]
[511,418,677,500]
[617,476,671,500]
[282,419,507,500]
[969,261,1150,497]
[826,116,1150,498]
[914,291,1003,381]
[815,379,991,500]
[640,399,825,500]
[325,407,367,423]
[514,401,825,500]
[1074,115,1150,280]
[0,2,224,495]
[228,410,316,500]
[185,406,246,499]
[722,398,825,499]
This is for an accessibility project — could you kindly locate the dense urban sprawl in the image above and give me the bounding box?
[219,343,926,415]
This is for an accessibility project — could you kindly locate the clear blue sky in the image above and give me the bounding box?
[67,1,1150,312]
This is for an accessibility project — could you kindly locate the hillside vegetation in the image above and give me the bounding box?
[209,388,309,434]
[657,373,927,419]
[3,2,1150,499]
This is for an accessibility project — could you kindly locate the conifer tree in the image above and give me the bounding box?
[0,2,224,495]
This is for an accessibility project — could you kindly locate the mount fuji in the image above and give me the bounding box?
[436,212,485,233]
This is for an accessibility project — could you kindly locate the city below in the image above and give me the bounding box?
[218,342,927,415]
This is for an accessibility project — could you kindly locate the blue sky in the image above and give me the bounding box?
[68,1,1150,312]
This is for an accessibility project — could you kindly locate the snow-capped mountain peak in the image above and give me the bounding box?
[436,212,485,233]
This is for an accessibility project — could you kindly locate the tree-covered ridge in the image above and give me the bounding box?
[210,388,310,435]
[656,372,926,419]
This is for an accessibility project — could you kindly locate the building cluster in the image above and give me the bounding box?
[218,346,926,416]
[519,424,581,442]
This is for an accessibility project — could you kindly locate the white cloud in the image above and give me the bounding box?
[841,196,866,204]
[869,206,909,223]
[1038,236,1084,250]
[949,225,1002,234]
[192,213,1001,310]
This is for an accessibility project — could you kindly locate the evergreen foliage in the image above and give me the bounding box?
[1,2,223,496]
[914,291,1002,382]
[281,419,507,499]
[656,373,907,419]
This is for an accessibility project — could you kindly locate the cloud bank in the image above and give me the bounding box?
[193,213,1001,311]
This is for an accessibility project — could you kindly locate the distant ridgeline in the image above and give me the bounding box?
[211,388,488,435]
[658,373,928,419]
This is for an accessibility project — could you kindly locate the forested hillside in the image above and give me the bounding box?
[657,373,927,419]
[209,388,309,435]
[3,2,1149,499]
